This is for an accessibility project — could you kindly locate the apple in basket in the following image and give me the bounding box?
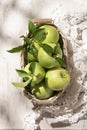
[38,43,62,68]
[39,25,59,43]
[12,62,45,88]
[45,68,70,91]
[30,82,53,100]
[24,62,45,86]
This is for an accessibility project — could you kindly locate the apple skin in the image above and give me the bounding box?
[30,82,53,100]
[27,52,36,62]
[38,47,59,68]
[45,68,70,91]
[56,49,62,59]
[40,25,59,43]
[24,62,45,85]
[38,43,62,68]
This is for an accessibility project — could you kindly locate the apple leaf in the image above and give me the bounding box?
[40,44,53,55]
[12,79,31,88]
[16,69,29,78]
[29,44,38,59]
[54,44,61,54]
[28,20,36,35]
[20,35,31,45]
[29,62,36,73]
[56,57,67,68]
[27,44,30,51]
[33,28,47,42]
[7,45,25,53]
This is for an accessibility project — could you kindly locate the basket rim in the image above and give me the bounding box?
[23,88,65,105]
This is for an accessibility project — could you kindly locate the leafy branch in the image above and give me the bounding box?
[7,20,47,54]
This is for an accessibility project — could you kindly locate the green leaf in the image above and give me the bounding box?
[24,37,30,44]
[28,20,36,35]
[29,62,36,73]
[7,45,25,53]
[20,35,25,38]
[54,44,60,54]
[40,44,53,55]
[16,69,29,78]
[29,44,38,59]
[30,48,38,59]
[56,57,67,68]
[20,35,31,45]
[12,79,31,88]
[33,28,47,42]
[27,44,30,51]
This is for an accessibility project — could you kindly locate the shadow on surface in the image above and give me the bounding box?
[32,38,86,129]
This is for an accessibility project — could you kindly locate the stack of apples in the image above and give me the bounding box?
[8,20,70,100]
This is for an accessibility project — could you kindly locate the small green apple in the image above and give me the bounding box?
[30,82,53,100]
[45,68,70,91]
[24,62,45,85]
[39,25,59,43]
[38,43,62,68]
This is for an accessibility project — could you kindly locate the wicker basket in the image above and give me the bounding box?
[20,19,68,105]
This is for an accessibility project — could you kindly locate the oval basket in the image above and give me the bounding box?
[20,19,69,105]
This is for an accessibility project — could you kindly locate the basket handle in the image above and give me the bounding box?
[32,18,53,25]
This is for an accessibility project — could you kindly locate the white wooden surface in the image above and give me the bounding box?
[0,0,87,129]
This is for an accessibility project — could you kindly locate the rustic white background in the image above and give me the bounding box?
[0,0,87,129]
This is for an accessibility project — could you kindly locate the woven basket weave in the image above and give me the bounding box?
[20,19,69,105]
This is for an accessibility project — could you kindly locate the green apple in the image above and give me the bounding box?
[38,47,58,68]
[39,25,59,43]
[38,43,62,68]
[45,68,70,91]
[30,82,53,100]
[24,62,45,85]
